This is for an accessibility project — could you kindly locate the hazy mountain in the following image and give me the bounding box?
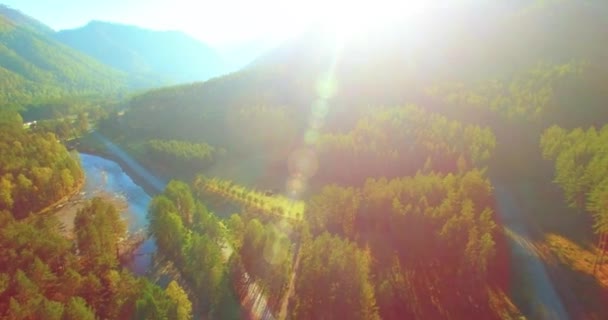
[120,0,608,139]
[56,21,225,85]
[0,6,127,105]
[0,4,53,35]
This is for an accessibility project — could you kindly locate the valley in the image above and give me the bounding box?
[2,1,608,320]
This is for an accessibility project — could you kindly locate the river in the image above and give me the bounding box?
[79,152,158,275]
[493,183,569,319]
[82,134,272,319]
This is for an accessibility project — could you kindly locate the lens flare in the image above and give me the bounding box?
[312,100,330,118]
[304,129,320,145]
[286,175,307,196]
[309,115,324,130]
[287,147,319,179]
[316,75,338,99]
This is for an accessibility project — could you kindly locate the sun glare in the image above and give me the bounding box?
[312,0,432,42]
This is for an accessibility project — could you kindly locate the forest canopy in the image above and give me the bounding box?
[4,0,608,319]
[0,110,82,218]
[0,198,192,320]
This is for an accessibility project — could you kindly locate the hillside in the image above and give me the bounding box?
[0,7,127,106]
[56,21,225,86]
[0,4,53,35]
[116,0,608,147]
[95,2,608,318]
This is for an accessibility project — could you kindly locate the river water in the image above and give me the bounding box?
[79,153,157,275]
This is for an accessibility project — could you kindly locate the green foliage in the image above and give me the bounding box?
[100,100,298,179]
[145,139,219,171]
[182,232,225,309]
[63,297,95,320]
[194,175,305,221]
[292,232,379,320]
[233,217,293,312]
[316,105,495,183]
[6,2,608,318]
[149,195,187,263]
[111,102,299,167]
[588,180,608,235]
[304,170,501,318]
[307,185,359,237]
[0,16,127,105]
[225,106,298,154]
[541,124,608,234]
[165,280,193,320]
[148,181,232,315]
[134,280,192,320]
[74,197,126,272]
[0,110,82,218]
[428,62,582,121]
[164,180,196,225]
[226,214,245,249]
[120,72,303,146]
[0,198,170,319]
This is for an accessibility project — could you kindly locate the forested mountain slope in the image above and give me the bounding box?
[0,7,127,106]
[120,0,608,132]
[109,0,608,182]
[0,4,237,106]
[0,4,53,35]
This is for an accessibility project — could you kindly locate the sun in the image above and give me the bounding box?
[312,0,432,42]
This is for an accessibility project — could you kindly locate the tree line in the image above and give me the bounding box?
[193,175,305,221]
[148,180,240,318]
[151,177,303,318]
[145,139,221,172]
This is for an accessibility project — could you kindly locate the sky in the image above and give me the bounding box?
[2,0,318,46]
[3,0,444,48]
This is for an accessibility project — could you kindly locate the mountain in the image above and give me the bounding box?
[0,6,127,106]
[121,0,608,128]
[56,21,225,85]
[109,0,608,176]
[0,4,53,35]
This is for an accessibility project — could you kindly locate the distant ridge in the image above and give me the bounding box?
[56,21,225,85]
[0,4,54,35]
